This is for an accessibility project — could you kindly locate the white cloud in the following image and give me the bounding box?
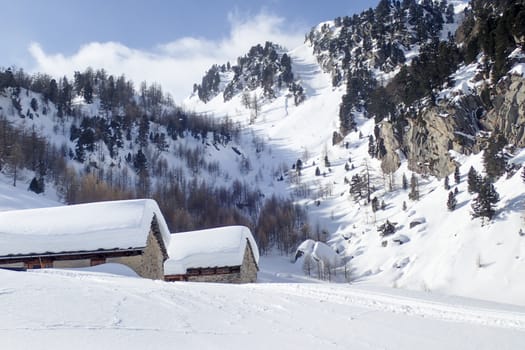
[28,11,305,103]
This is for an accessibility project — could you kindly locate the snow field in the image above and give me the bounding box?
[0,266,524,350]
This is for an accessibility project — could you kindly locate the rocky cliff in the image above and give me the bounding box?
[483,75,525,147]
[379,94,485,177]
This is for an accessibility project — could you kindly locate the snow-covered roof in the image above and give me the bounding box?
[0,199,171,257]
[311,242,338,264]
[294,239,339,264]
[164,226,259,275]
[296,239,316,253]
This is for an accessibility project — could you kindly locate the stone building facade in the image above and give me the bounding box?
[0,220,168,280]
[0,200,171,280]
[106,223,168,279]
[165,238,259,283]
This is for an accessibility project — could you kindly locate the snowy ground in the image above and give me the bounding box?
[0,174,59,212]
[1,263,525,349]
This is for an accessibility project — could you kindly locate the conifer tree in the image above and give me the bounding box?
[349,174,365,201]
[30,98,38,112]
[371,197,379,212]
[324,155,331,168]
[483,132,507,180]
[138,116,150,148]
[28,176,45,194]
[467,166,482,194]
[471,177,500,221]
[446,3,455,23]
[444,175,450,190]
[296,159,303,173]
[447,191,457,211]
[83,81,93,104]
[133,149,148,173]
[378,220,396,236]
[368,135,376,158]
[408,173,419,200]
[402,173,408,190]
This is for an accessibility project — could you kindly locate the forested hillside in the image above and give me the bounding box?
[0,66,307,253]
[305,0,525,178]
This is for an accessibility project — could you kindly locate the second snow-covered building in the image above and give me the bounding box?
[164,226,259,283]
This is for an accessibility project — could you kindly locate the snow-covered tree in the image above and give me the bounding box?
[454,165,461,184]
[471,177,500,221]
[483,132,507,181]
[408,173,419,201]
[447,191,457,211]
[467,166,482,194]
[378,220,396,236]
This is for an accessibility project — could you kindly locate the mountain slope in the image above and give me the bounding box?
[0,173,60,211]
[183,0,525,305]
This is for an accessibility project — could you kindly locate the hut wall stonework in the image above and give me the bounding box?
[187,272,242,283]
[108,231,164,279]
[0,262,24,268]
[53,259,91,268]
[140,230,165,279]
[240,242,258,283]
[107,255,143,274]
[182,242,258,283]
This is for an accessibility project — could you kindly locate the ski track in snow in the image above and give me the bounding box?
[270,284,525,330]
[1,261,525,349]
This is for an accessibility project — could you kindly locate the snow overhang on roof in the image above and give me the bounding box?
[0,199,171,257]
[164,225,259,275]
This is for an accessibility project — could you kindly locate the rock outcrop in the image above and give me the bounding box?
[379,95,483,178]
[378,71,525,178]
[482,75,525,147]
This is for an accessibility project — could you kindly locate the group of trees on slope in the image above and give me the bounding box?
[0,66,309,255]
[194,41,305,106]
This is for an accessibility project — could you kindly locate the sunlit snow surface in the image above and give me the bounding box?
[1,262,525,350]
[0,199,171,255]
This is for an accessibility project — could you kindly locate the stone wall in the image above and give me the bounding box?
[181,241,258,283]
[139,229,165,279]
[240,241,258,283]
[53,259,91,268]
[187,271,242,283]
[108,230,165,279]
[0,262,24,268]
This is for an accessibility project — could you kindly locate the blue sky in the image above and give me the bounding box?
[1,0,379,101]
